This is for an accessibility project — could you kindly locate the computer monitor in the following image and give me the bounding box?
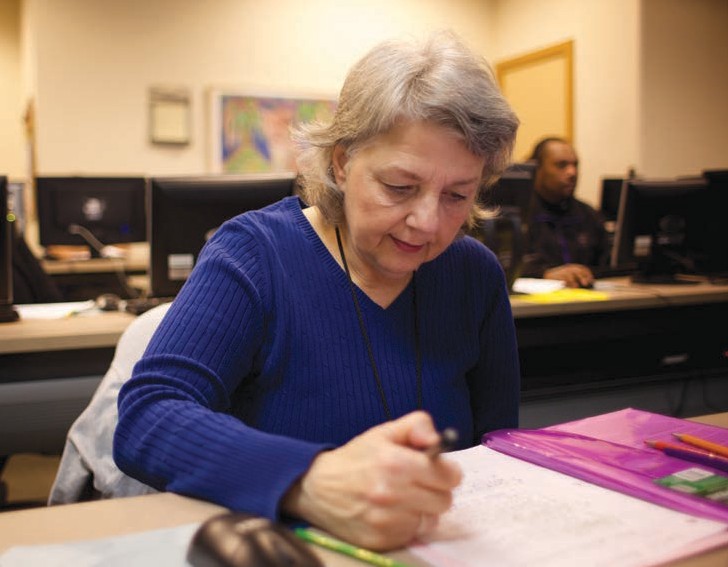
[600,178,624,224]
[481,162,536,220]
[1,176,19,323]
[148,173,298,298]
[469,163,534,291]
[610,177,713,283]
[702,169,728,276]
[36,176,147,257]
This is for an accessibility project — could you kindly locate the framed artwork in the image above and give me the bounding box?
[496,40,574,161]
[149,87,191,146]
[208,90,337,174]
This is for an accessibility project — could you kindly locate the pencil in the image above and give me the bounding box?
[645,440,728,474]
[423,427,459,459]
[673,433,728,459]
[294,527,412,567]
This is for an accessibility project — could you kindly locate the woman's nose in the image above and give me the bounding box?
[407,195,439,233]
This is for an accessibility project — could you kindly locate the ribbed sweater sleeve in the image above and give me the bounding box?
[114,197,520,518]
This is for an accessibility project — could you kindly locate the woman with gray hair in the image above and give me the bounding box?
[115,31,520,551]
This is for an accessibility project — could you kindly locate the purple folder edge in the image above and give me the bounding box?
[484,423,728,525]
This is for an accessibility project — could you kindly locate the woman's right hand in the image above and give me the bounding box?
[280,410,462,551]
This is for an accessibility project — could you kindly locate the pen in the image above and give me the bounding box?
[673,433,728,459]
[294,527,412,567]
[645,440,728,474]
[423,427,459,459]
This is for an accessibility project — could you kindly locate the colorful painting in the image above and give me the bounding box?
[210,92,337,174]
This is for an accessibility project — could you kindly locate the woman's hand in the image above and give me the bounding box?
[281,410,463,551]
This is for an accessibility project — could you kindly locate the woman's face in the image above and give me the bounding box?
[332,119,486,287]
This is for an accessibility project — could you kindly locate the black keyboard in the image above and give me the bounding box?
[124,296,175,316]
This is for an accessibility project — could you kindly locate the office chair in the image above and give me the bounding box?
[12,228,63,304]
[48,302,172,504]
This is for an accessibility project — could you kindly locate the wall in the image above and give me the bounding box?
[23,0,496,177]
[640,0,728,177]
[492,0,642,206]
[7,0,726,206]
[0,0,24,178]
[493,0,728,204]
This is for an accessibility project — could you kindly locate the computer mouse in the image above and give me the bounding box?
[95,293,121,311]
[187,512,323,567]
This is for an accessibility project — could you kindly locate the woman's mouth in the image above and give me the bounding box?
[392,236,424,253]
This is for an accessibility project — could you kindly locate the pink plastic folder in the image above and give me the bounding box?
[483,408,728,524]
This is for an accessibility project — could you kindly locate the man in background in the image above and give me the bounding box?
[521,137,610,288]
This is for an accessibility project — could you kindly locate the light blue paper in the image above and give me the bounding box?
[0,522,200,567]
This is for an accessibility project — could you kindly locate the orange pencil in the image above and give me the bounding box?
[673,433,728,459]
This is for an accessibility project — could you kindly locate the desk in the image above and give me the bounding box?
[0,312,135,455]
[512,279,728,428]
[0,413,726,566]
[1,280,726,453]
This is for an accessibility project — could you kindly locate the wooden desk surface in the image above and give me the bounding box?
[510,278,728,318]
[0,414,726,565]
[41,242,149,275]
[1,279,725,357]
[0,311,135,355]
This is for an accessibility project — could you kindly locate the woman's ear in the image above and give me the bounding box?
[331,145,349,186]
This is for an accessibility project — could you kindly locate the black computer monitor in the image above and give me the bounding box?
[469,163,535,291]
[702,169,728,277]
[148,173,298,298]
[482,162,536,220]
[600,178,624,223]
[610,177,713,284]
[1,176,19,323]
[36,176,147,257]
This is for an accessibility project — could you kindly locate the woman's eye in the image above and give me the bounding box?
[445,191,467,202]
[384,183,413,193]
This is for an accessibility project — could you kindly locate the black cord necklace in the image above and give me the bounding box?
[335,226,422,420]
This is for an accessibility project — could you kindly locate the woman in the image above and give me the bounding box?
[114,31,520,551]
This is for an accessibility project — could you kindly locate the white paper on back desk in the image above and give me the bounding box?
[409,445,728,567]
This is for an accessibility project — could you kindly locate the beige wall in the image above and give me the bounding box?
[641,0,728,177]
[0,0,24,178]
[492,0,642,206]
[3,0,727,207]
[23,0,496,176]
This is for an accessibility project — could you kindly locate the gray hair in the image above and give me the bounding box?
[293,30,520,227]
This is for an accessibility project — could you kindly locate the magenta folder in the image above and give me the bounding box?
[483,408,728,524]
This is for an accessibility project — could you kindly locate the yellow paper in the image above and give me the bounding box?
[519,288,609,303]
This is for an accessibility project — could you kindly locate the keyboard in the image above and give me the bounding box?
[124,296,175,316]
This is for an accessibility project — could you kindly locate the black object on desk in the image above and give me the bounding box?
[0,176,19,323]
[187,512,323,567]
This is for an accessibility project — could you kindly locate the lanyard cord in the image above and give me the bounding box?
[335,226,422,420]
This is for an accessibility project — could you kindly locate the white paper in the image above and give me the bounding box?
[410,446,728,567]
[16,300,96,319]
[511,278,565,294]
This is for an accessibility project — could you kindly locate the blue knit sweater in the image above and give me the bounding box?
[114,196,520,519]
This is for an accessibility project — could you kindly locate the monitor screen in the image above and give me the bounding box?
[610,177,713,283]
[481,162,536,220]
[469,163,534,291]
[148,173,298,298]
[36,176,147,253]
[600,178,624,223]
[702,169,728,276]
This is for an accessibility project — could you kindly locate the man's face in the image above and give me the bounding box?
[534,141,579,204]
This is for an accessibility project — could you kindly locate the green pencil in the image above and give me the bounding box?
[294,527,412,567]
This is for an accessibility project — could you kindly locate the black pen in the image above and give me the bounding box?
[423,427,459,458]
